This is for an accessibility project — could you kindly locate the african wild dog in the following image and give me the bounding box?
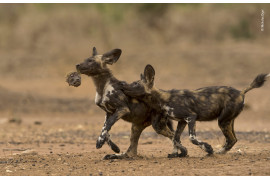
[76,48,175,159]
[66,71,121,153]
[122,64,269,157]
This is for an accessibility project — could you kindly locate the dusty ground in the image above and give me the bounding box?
[0,112,270,176]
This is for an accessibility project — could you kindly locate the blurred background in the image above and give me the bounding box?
[0,3,269,126]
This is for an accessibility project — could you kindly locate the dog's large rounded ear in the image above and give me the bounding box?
[102,49,122,65]
[144,64,155,88]
[92,47,98,56]
[140,73,144,80]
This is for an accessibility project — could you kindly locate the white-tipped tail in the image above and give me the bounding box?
[266,73,270,78]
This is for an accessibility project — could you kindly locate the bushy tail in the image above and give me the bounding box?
[241,73,270,94]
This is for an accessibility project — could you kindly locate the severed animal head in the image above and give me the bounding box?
[66,71,81,87]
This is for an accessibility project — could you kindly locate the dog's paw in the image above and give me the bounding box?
[179,150,188,157]
[202,143,214,154]
[103,154,119,160]
[103,153,129,160]
[215,148,227,154]
[96,136,107,149]
[106,139,120,153]
[168,153,179,158]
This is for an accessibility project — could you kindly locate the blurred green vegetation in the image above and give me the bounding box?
[230,19,254,40]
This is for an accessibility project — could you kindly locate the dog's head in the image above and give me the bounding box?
[76,47,122,76]
[66,71,81,87]
[122,64,155,97]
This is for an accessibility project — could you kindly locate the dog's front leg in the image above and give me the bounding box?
[96,107,130,149]
[168,120,188,158]
[96,114,120,153]
[186,115,214,155]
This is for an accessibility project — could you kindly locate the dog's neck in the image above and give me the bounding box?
[148,88,171,108]
[91,69,115,95]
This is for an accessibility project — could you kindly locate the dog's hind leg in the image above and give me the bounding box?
[217,117,237,154]
[187,115,214,155]
[151,113,187,158]
[168,120,188,158]
[126,123,149,156]
[103,123,148,160]
[166,119,174,132]
[216,103,243,154]
[151,113,174,140]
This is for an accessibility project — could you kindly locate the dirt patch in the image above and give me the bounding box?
[0,116,269,176]
[0,150,270,176]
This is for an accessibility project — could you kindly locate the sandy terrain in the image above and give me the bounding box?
[0,109,270,176]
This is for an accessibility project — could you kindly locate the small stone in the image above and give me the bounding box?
[142,141,153,145]
[21,149,38,155]
[8,118,22,124]
[99,172,103,176]
[34,121,42,125]
[236,149,242,154]
[6,170,12,173]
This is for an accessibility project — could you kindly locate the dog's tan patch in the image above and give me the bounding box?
[218,88,229,93]
[211,94,219,99]
[132,98,139,103]
[199,96,206,101]
[94,55,105,67]
[159,91,171,101]
[235,95,244,104]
